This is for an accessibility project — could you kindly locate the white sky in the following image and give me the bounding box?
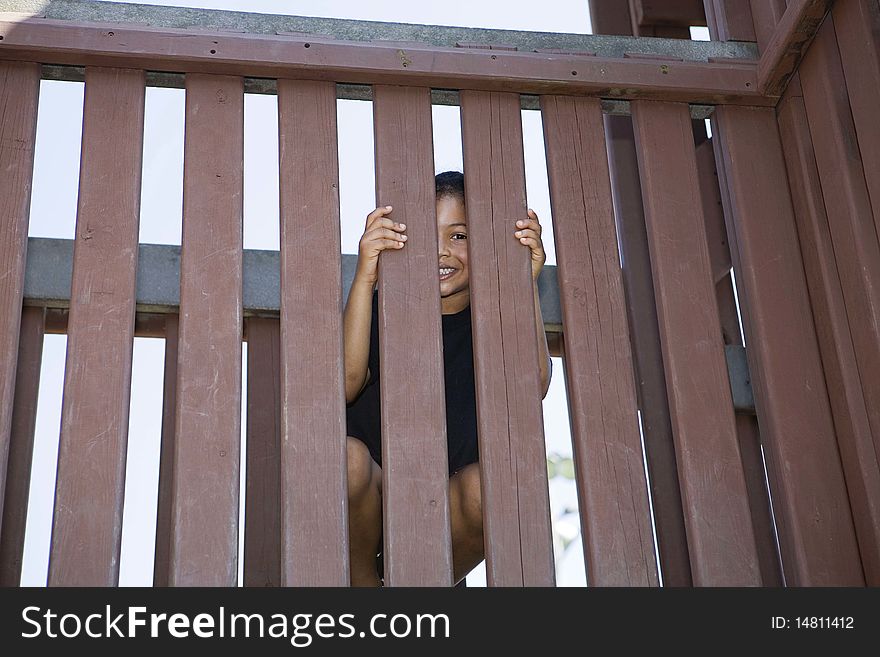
[20,0,612,588]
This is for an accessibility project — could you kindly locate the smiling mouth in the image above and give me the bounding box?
[439,267,456,281]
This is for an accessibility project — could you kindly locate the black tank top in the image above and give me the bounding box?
[345,292,479,475]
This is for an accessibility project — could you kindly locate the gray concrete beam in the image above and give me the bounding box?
[2,0,756,62]
[22,236,754,412]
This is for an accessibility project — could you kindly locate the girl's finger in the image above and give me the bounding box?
[377,238,406,250]
[514,228,540,242]
[366,227,408,243]
[365,205,394,227]
[368,217,406,232]
[516,216,542,234]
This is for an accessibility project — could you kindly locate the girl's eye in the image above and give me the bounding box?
[452,233,467,240]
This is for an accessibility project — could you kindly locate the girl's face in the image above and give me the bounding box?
[436,194,470,315]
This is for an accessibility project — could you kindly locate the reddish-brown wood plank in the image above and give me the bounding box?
[588,2,692,586]
[540,95,657,586]
[758,0,835,96]
[712,104,864,585]
[800,18,880,481]
[0,306,44,587]
[0,19,766,106]
[460,90,554,587]
[604,114,691,587]
[0,62,39,535]
[48,67,144,586]
[696,132,784,586]
[833,0,880,272]
[630,0,706,29]
[373,85,452,587]
[703,0,756,42]
[631,100,760,586]
[171,73,244,587]
[243,318,282,587]
[749,0,787,53]
[277,79,348,586]
[778,74,880,585]
[153,314,177,586]
[589,0,635,35]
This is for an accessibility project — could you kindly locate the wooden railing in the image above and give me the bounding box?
[0,0,876,587]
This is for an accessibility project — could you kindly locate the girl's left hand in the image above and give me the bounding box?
[514,209,546,281]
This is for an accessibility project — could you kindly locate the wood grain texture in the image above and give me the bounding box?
[591,0,693,585]
[697,132,784,586]
[712,104,864,585]
[604,114,691,587]
[0,19,766,106]
[0,61,39,536]
[833,0,880,242]
[460,90,554,587]
[278,78,348,587]
[778,73,880,585]
[49,67,144,586]
[373,85,452,587]
[703,0,757,42]
[171,73,243,587]
[541,95,657,586]
[749,0,787,53]
[631,100,760,586]
[153,314,177,586]
[0,306,44,587]
[758,0,835,96]
[244,318,282,587]
[800,18,880,483]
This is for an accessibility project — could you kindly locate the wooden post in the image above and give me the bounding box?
[171,73,244,586]
[541,94,658,586]
[277,79,349,586]
[373,85,453,587]
[460,90,555,586]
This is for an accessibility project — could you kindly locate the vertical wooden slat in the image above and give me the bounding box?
[277,79,348,586]
[631,100,761,586]
[153,314,177,586]
[800,18,880,475]
[48,67,144,586]
[0,62,40,534]
[749,0,788,53]
[0,306,45,586]
[540,95,657,586]
[712,104,864,585]
[703,0,757,41]
[460,90,554,587]
[833,0,880,238]
[171,73,243,587]
[778,75,880,585]
[244,318,282,587]
[696,136,784,587]
[589,0,634,35]
[372,85,452,587]
[589,0,692,585]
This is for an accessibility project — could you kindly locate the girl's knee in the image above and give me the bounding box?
[453,463,483,532]
[346,437,377,502]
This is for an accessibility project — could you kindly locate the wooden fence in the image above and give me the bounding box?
[0,0,877,586]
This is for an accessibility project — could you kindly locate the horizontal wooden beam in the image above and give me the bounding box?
[0,16,767,105]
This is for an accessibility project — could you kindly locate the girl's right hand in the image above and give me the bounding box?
[355,206,407,286]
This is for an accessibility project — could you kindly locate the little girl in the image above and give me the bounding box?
[343,171,551,586]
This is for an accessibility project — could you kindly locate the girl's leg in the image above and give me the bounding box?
[346,436,383,587]
[449,462,484,584]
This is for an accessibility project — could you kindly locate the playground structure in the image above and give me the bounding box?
[0,0,878,586]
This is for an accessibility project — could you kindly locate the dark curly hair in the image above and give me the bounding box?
[435,170,465,203]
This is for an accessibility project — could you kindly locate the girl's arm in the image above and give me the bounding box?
[516,209,552,398]
[344,206,407,402]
